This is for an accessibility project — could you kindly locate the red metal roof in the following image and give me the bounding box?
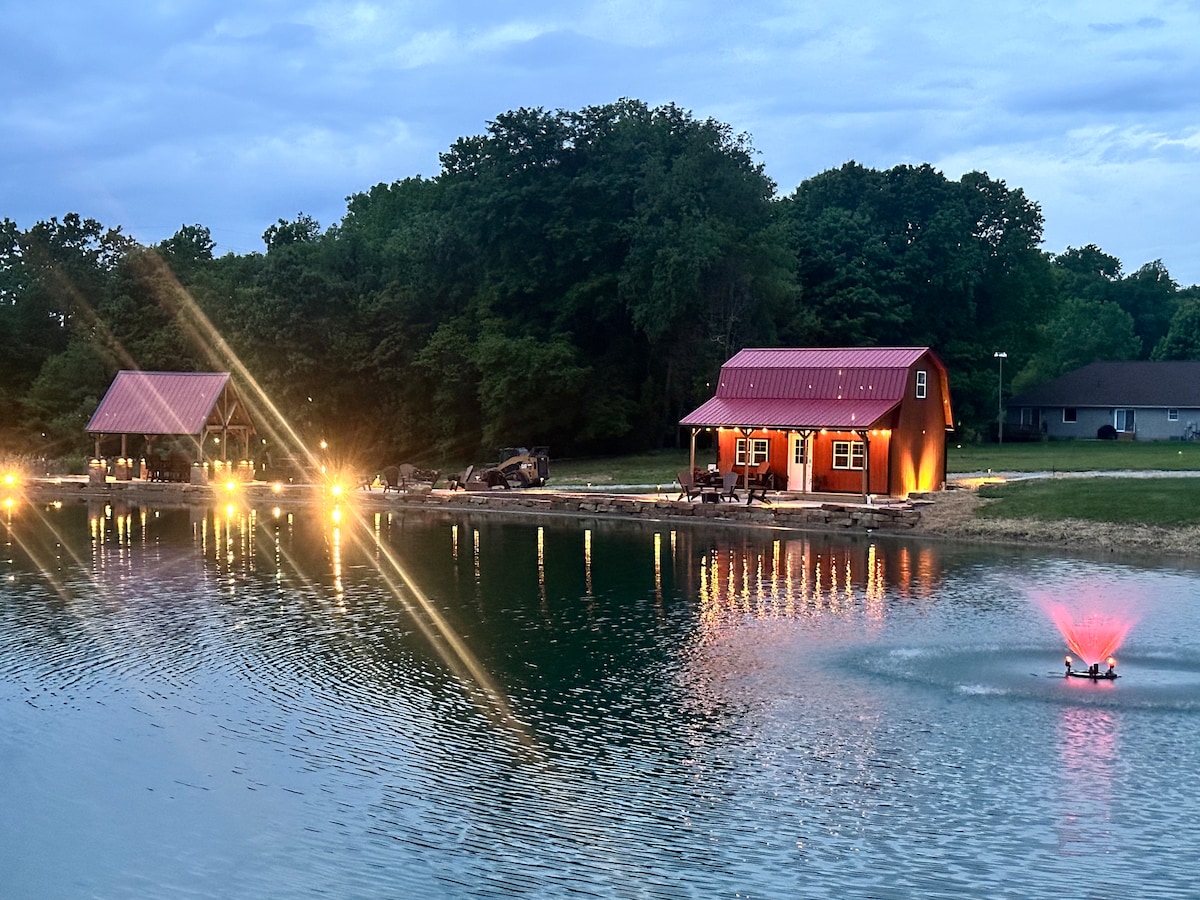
[720,347,929,372]
[681,347,945,429]
[86,371,232,435]
[681,397,900,428]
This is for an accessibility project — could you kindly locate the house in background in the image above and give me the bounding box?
[1006,361,1200,441]
[680,347,953,499]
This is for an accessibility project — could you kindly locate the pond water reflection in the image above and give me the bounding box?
[3,499,1200,898]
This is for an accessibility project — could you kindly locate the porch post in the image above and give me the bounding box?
[858,429,870,501]
[740,427,754,487]
[690,427,699,476]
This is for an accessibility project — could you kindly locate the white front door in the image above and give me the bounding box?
[787,432,812,492]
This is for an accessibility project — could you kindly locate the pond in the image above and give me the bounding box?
[2,498,1200,899]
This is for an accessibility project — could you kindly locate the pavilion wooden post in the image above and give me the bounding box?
[689,427,701,477]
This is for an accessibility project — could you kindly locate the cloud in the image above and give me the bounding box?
[3,0,1199,284]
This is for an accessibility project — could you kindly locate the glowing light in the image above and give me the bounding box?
[272,482,282,493]
[1038,596,1137,667]
[330,483,343,497]
[2,473,16,486]
[225,480,238,492]
[330,506,342,525]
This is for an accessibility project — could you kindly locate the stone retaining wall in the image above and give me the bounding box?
[21,480,921,533]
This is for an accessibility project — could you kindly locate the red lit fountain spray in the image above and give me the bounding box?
[1037,596,1137,680]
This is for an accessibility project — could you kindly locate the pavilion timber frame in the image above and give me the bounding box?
[86,371,257,469]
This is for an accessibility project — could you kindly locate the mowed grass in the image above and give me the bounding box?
[977,477,1200,527]
[551,449,704,486]
[547,442,1200,528]
[948,440,1200,473]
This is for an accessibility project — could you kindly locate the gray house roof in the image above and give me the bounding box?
[1010,361,1200,408]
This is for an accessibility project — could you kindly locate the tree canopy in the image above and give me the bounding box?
[1,99,1195,463]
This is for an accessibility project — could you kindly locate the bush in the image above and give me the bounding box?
[1097,424,1118,440]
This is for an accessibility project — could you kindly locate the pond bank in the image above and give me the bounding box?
[18,477,921,534]
[16,476,1199,558]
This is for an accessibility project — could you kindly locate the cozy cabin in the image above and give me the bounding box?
[680,347,953,498]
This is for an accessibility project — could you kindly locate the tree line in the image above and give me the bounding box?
[2,99,1198,467]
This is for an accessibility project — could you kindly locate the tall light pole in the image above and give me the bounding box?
[994,351,1007,444]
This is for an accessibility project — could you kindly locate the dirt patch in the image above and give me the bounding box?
[913,486,1200,558]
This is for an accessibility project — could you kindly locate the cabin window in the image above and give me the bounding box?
[915,370,927,399]
[832,440,864,470]
[1168,408,1180,422]
[1062,408,1077,423]
[1020,408,1039,427]
[735,438,769,466]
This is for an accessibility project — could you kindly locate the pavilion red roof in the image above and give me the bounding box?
[86,371,233,435]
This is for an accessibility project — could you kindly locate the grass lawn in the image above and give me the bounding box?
[977,477,1200,527]
[948,440,1200,473]
[550,449,705,486]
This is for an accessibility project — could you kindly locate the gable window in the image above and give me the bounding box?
[832,440,865,470]
[915,370,928,399]
[1168,408,1180,422]
[735,438,769,466]
[1062,408,1077,423]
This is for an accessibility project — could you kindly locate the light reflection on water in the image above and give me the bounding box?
[3,500,1200,899]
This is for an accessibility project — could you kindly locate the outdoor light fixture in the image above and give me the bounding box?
[994,351,1007,444]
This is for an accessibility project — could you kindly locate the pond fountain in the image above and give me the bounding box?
[3,498,1200,899]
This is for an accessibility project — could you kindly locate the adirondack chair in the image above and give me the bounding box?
[719,470,740,502]
[448,465,475,491]
[676,470,701,502]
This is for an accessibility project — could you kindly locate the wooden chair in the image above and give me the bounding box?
[447,465,474,491]
[676,470,701,501]
[397,463,417,491]
[381,465,401,492]
[719,471,740,502]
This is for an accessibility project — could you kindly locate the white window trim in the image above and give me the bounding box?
[915,370,928,399]
[735,438,769,466]
[1062,407,1077,423]
[832,440,865,471]
[1168,408,1180,422]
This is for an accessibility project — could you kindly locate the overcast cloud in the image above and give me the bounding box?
[3,0,1197,284]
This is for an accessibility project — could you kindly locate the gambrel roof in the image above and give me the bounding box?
[681,347,952,430]
[1010,361,1200,408]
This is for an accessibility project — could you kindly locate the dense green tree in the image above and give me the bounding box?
[1012,297,1142,393]
[1153,292,1200,360]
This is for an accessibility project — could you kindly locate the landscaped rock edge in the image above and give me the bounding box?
[20,480,921,533]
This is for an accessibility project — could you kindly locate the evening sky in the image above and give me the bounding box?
[4,0,1197,284]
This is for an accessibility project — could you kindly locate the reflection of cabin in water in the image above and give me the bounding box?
[86,371,256,480]
[680,347,953,499]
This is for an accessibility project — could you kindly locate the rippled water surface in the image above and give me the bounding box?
[3,499,1200,898]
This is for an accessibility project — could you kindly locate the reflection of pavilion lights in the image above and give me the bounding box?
[451,523,459,560]
[537,527,546,604]
[653,532,662,603]
[583,529,593,597]
[473,528,481,582]
[330,506,342,525]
